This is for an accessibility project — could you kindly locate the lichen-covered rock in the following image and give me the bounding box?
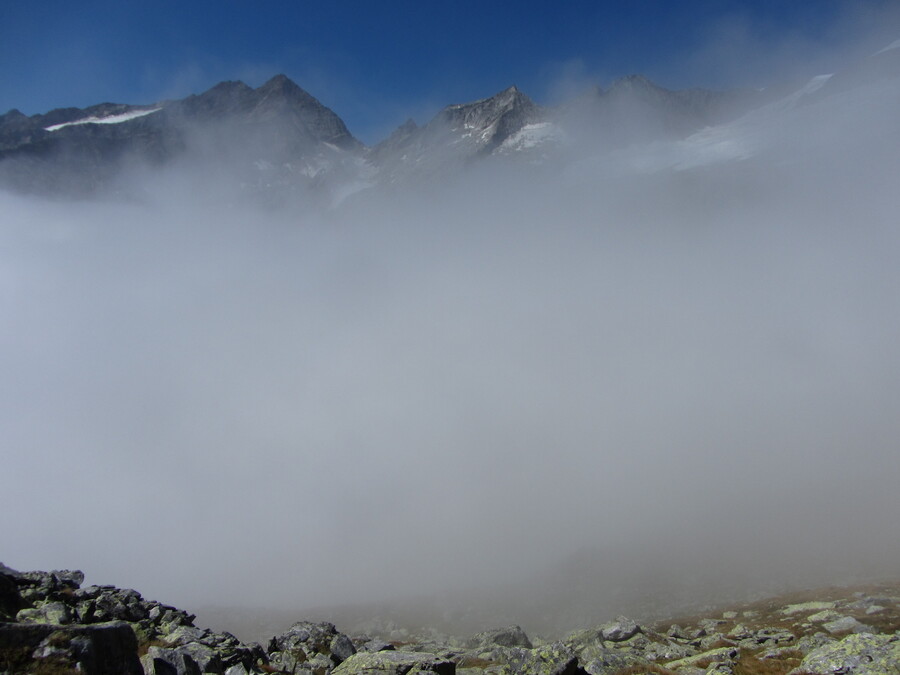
[665,646,739,672]
[599,618,640,642]
[471,626,533,650]
[360,639,397,653]
[645,641,697,662]
[575,643,651,675]
[793,633,900,675]
[808,610,843,623]
[267,620,357,672]
[333,650,455,675]
[781,602,837,616]
[16,600,73,625]
[823,617,871,635]
[501,643,585,675]
[793,632,835,655]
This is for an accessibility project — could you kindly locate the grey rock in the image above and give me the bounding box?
[665,646,740,671]
[333,633,359,661]
[793,633,900,675]
[16,600,73,625]
[472,626,533,649]
[269,620,356,665]
[808,610,844,623]
[646,642,698,662]
[333,650,455,675]
[574,644,646,675]
[502,643,586,675]
[362,639,397,652]
[823,617,872,635]
[598,617,640,642]
[781,601,837,616]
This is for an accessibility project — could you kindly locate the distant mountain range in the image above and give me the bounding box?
[1,41,899,201]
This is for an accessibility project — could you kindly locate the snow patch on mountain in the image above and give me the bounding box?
[44,107,162,131]
[498,122,564,154]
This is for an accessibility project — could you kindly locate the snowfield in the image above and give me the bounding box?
[44,107,162,132]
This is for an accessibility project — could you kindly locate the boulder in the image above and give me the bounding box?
[598,618,641,642]
[781,602,837,616]
[665,646,739,672]
[333,650,455,675]
[808,610,843,623]
[793,633,900,675]
[361,639,397,652]
[579,648,647,675]
[16,600,73,625]
[502,643,586,675]
[823,617,872,635]
[471,626,533,649]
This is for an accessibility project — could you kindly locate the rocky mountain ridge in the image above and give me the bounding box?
[0,71,750,199]
[3,562,899,675]
[1,39,898,202]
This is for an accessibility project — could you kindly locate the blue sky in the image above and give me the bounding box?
[2,0,898,144]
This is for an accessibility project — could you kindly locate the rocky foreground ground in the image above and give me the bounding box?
[2,562,899,675]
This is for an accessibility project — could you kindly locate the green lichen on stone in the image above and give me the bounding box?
[333,650,455,675]
[781,602,837,616]
[794,633,900,675]
[665,647,738,671]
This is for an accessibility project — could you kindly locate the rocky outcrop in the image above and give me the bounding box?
[2,563,899,675]
[0,74,363,198]
[333,651,455,675]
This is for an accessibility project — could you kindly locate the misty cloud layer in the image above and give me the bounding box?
[3,43,900,636]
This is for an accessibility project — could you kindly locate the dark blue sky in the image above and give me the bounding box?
[2,0,898,143]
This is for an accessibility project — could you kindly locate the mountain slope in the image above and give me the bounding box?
[0,75,363,197]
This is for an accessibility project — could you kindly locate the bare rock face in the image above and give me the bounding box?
[0,74,363,197]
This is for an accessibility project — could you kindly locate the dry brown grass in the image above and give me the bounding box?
[652,581,900,643]
[733,650,803,675]
[611,665,680,675]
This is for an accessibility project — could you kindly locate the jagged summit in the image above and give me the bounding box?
[3,54,882,199]
[255,73,319,105]
[434,85,541,152]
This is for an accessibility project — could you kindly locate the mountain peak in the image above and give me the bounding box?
[258,73,299,91]
[256,74,311,99]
